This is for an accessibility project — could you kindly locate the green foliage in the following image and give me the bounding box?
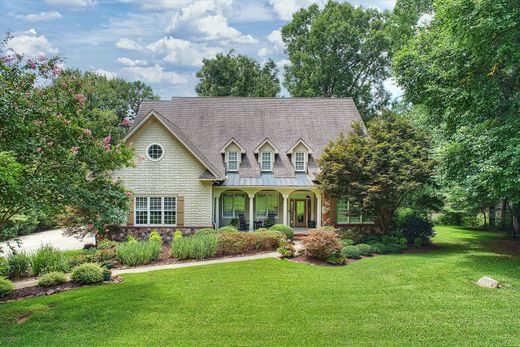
[341,245,362,259]
[341,239,355,246]
[7,252,31,279]
[0,277,13,296]
[229,218,239,227]
[281,1,391,121]
[385,243,404,253]
[116,241,161,266]
[302,229,341,260]
[277,242,296,259]
[394,209,435,243]
[217,226,237,233]
[256,228,269,233]
[414,238,422,247]
[269,224,294,240]
[37,271,67,287]
[369,242,387,254]
[171,234,218,260]
[196,51,280,97]
[148,231,163,243]
[356,244,373,257]
[325,251,347,265]
[216,231,286,256]
[195,228,217,235]
[173,230,183,240]
[31,245,68,276]
[337,229,367,244]
[0,42,135,239]
[71,263,104,284]
[97,240,118,250]
[318,112,434,234]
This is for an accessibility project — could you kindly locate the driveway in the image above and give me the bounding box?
[0,229,95,255]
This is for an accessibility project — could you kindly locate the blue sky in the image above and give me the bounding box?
[1,0,397,99]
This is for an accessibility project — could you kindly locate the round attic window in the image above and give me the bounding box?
[147,144,164,161]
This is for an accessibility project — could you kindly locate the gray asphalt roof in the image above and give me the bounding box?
[132,97,363,181]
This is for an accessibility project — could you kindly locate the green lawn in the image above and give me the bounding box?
[1,226,520,346]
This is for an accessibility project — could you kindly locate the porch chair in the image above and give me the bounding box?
[264,212,276,228]
[237,213,249,231]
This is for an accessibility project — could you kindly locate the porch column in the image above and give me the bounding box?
[282,193,289,226]
[214,191,221,229]
[248,193,254,231]
[316,193,322,228]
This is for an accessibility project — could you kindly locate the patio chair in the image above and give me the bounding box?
[237,213,249,231]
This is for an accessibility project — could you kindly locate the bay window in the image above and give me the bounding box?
[135,196,177,225]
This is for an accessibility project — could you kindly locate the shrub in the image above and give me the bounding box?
[256,228,269,232]
[67,253,97,269]
[31,245,68,276]
[216,231,285,256]
[0,277,14,296]
[396,214,435,244]
[97,240,118,250]
[382,235,400,245]
[385,243,404,253]
[269,224,294,240]
[217,226,237,233]
[341,239,354,246]
[0,257,8,278]
[116,241,162,266]
[325,251,347,265]
[302,229,341,260]
[7,252,31,279]
[399,237,408,247]
[356,244,373,256]
[125,235,138,243]
[95,248,117,262]
[320,226,337,232]
[173,230,183,240]
[341,245,362,259]
[171,234,218,260]
[196,228,217,235]
[370,243,388,254]
[148,230,163,243]
[38,271,67,287]
[337,228,365,244]
[277,242,296,259]
[414,237,422,247]
[71,263,104,284]
[229,218,239,227]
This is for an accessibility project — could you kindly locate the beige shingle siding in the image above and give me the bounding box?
[116,118,213,227]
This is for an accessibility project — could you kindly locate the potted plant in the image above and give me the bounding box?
[101,262,113,281]
[264,218,275,229]
[309,221,316,228]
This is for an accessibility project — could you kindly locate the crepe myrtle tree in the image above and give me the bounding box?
[0,37,135,243]
[317,112,435,233]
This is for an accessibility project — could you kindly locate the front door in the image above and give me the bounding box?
[294,199,307,227]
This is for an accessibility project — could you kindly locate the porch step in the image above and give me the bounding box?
[293,234,308,240]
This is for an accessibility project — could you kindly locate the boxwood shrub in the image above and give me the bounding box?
[341,245,362,259]
[217,226,237,233]
[369,243,388,254]
[38,271,67,287]
[269,224,294,240]
[356,244,373,257]
[0,277,14,296]
[71,263,104,284]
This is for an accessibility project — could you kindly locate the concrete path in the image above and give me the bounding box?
[12,251,279,289]
[0,229,95,256]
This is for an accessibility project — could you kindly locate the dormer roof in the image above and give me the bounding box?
[253,138,280,154]
[286,138,314,154]
[220,138,246,154]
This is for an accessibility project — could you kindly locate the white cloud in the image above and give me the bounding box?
[146,37,221,67]
[257,47,270,58]
[116,57,148,66]
[165,1,256,44]
[92,68,117,80]
[383,78,403,98]
[16,11,62,22]
[277,59,291,68]
[7,29,59,56]
[115,38,143,51]
[267,29,284,50]
[117,0,193,10]
[120,65,188,85]
[46,0,95,7]
[269,0,325,21]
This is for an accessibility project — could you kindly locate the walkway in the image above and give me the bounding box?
[0,229,95,256]
[12,251,279,289]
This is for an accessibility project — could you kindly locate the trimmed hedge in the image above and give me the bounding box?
[356,244,373,256]
[216,231,285,256]
[269,224,294,240]
[38,272,67,287]
[341,246,362,259]
[71,263,104,284]
[217,226,237,233]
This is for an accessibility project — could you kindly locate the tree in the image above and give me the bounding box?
[195,51,280,97]
[57,69,158,121]
[0,40,135,240]
[281,1,391,121]
[392,0,520,236]
[317,112,434,233]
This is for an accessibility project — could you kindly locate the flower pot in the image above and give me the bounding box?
[102,270,112,281]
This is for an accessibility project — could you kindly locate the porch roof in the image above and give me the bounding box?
[221,173,314,187]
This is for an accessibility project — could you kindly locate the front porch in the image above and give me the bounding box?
[213,187,322,230]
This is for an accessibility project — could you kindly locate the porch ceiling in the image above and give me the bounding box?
[221,173,314,187]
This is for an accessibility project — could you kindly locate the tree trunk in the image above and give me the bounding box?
[511,203,520,239]
[500,199,507,231]
[481,209,487,229]
[489,206,496,229]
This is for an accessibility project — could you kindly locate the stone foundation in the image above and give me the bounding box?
[106,225,212,242]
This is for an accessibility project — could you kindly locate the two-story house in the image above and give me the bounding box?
[116,97,372,233]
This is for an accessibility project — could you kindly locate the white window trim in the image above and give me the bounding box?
[146,143,165,161]
[221,192,245,218]
[260,151,273,172]
[134,196,177,226]
[294,152,307,172]
[226,151,240,172]
[336,199,372,224]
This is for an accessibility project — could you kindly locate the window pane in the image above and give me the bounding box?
[261,152,272,171]
[267,194,278,216]
[136,211,148,225]
[150,197,161,210]
[147,144,163,160]
[256,194,266,217]
[228,160,238,171]
[336,198,349,223]
[295,152,305,171]
[164,197,176,211]
[164,211,176,225]
[234,194,245,214]
[223,194,233,217]
[136,197,147,210]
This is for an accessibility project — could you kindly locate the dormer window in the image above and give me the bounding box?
[261,151,273,171]
[294,152,306,172]
[227,151,239,172]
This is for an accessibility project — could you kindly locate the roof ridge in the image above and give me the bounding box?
[170,96,354,101]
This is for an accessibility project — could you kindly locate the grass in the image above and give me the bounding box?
[1,226,520,346]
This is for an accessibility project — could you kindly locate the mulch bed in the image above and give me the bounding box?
[0,277,123,303]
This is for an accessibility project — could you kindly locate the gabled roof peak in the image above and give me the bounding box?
[286,138,314,154]
[253,138,280,154]
[220,138,245,154]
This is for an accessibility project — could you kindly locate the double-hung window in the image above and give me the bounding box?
[256,193,279,218]
[261,152,272,171]
[227,151,239,171]
[222,192,245,218]
[135,196,177,225]
[294,152,306,172]
[336,198,371,224]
